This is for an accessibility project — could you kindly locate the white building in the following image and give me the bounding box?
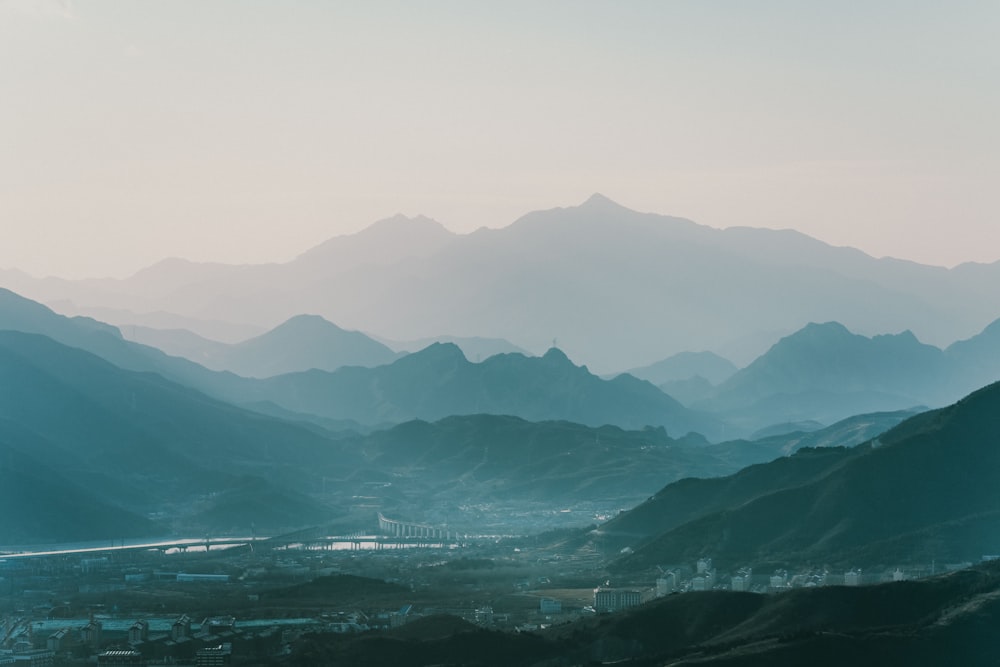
[656,573,677,596]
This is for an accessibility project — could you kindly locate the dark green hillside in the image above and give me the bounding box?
[0,447,160,543]
[267,574,410,608]
[748,409,916,455]
[613,381,1000,571]
[593,446,863,554]
[182,475,342,533]
[586,411,911,554]
[359,415,737,504]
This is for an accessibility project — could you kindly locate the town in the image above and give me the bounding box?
[3,516,992,666]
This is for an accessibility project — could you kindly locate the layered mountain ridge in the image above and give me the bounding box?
[7,196,1000,372]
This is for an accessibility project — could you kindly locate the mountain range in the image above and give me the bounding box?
[6,194,1000,373]
[233,344,725,437]
[0,288,722,438]
[0,298,920,542]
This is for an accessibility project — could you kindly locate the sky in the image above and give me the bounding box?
[2,0,998,278]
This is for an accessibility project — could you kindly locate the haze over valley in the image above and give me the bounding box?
[3,2,999,665]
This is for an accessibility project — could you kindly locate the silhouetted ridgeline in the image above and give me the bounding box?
[7,195,1000,372]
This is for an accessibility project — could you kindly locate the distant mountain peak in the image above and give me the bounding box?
[274,313,344,332]
[413,341,467,361]
[542,347,571,363]
[294,212,455,266]
[582,192,617,205]
[365,213,452,234]
[800,321,851,335]
[578,192,630,213]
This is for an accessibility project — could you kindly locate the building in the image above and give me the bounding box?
[80,558,110,574]
[45,629,71,653]
[127,621,149,645]
[8,650,55,667]
[539,598,562,614]
[97,650,144,666]
[171,615,192,641]
[845,570,862,587]
[594,588,642,613]
[691,576,707,592]
[731,575,747,592]
[201,617,235,635]
[80,620,102,649]
[195,643,232,666]
[656,572,677,596]
[390,605,412,628]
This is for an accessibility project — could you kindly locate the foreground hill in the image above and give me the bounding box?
[547,410,909,556]
[0,446,161,543]
[611,379,1000,572]
[9,195,1000,372]
[286,561,1000,666]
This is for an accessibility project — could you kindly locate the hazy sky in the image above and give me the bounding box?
[2,1,998,278]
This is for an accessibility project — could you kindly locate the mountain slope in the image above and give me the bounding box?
[0,446,161,543]
[570,410,913,555]
[946,316,1000,396]
[613,379,1000,571]
[625,351,739,386]
[702,322,954,430]
[0,330,355,540]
